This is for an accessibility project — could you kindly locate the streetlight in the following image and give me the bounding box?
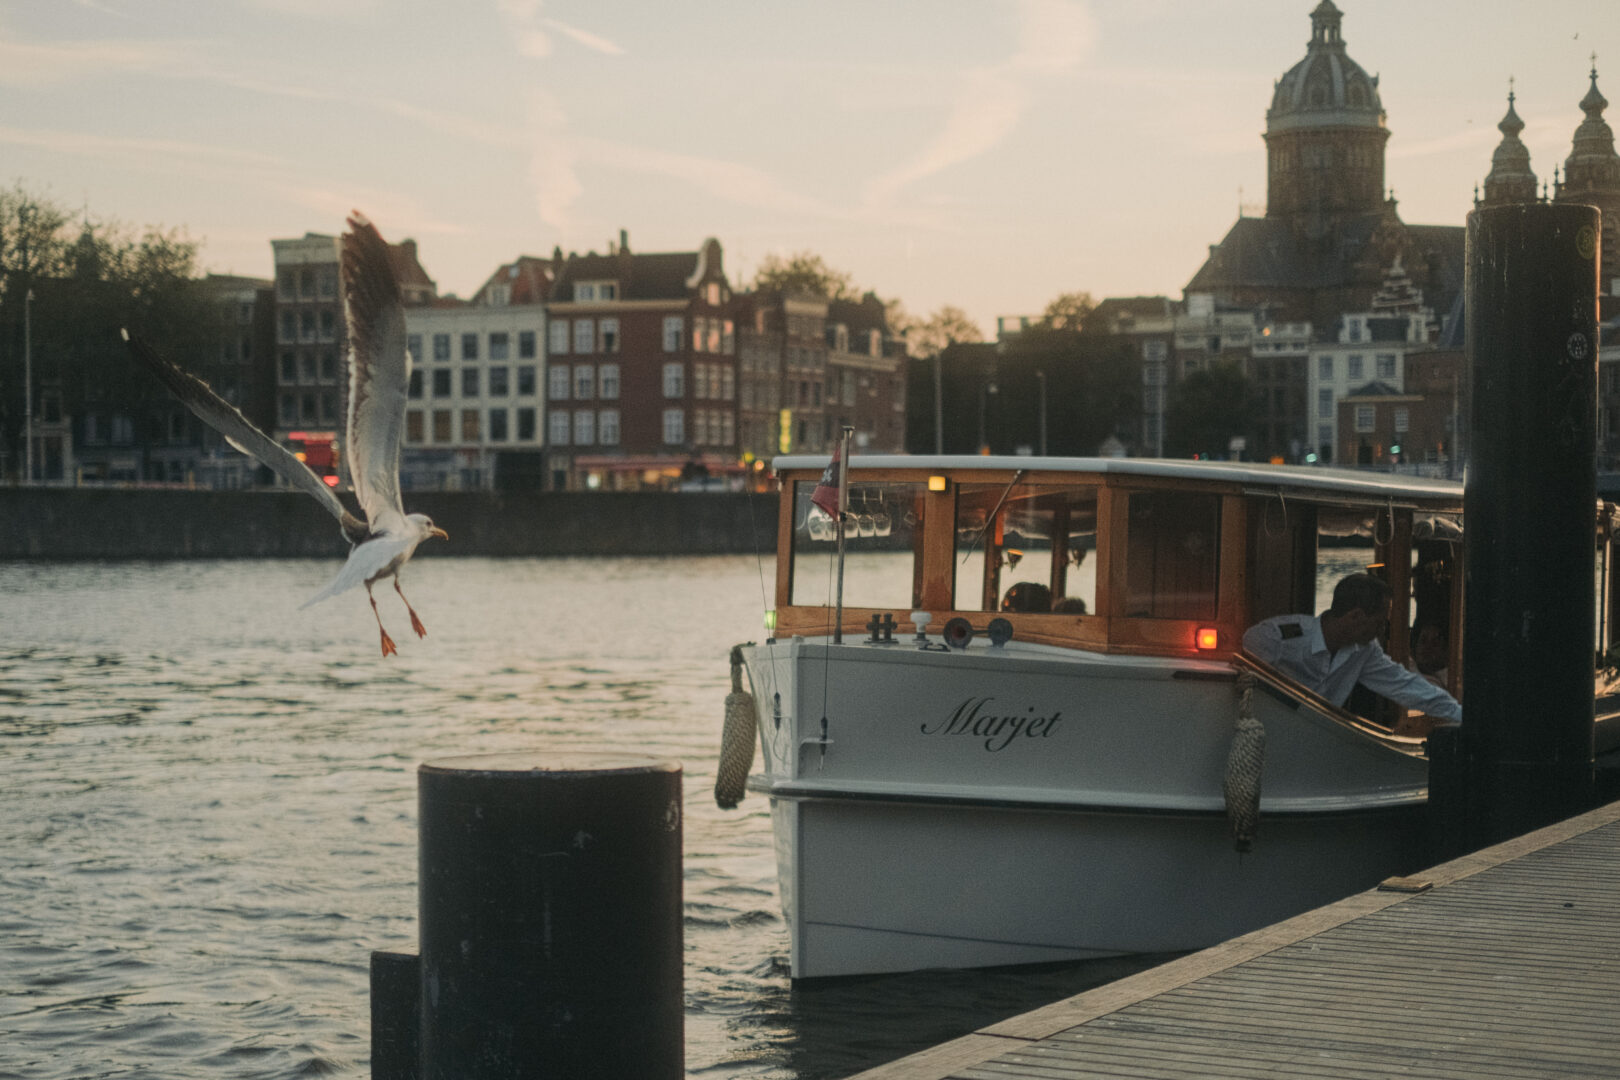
[1035,370,1048,456]
[24,287,34,485]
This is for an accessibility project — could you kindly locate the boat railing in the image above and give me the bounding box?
[1232,651,1431,755]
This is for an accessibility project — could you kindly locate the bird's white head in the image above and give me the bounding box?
[408,513,449,542]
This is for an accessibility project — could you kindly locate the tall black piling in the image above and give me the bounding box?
[1460,201,1600,850]
[396,752,683,1080]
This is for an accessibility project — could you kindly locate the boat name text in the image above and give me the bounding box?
[921,697,1063,751]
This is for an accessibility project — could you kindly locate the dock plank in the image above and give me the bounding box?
[846,799,1620,1080]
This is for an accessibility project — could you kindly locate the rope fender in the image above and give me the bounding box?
[1224,670,1265,852]
[714,644,758,809]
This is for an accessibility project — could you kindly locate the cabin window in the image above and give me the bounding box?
[1123,491,1220,619]
[791,481,925,610]
[954,483,1099,614]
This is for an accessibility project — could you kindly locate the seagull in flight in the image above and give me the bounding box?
[123,212,447,656]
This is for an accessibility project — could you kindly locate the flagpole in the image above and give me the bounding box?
[831,425,853,644]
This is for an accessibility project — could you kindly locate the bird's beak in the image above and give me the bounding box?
[428,527,449,541]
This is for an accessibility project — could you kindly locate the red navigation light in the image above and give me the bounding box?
[322,475,340,488]
[1195,627,1219,651]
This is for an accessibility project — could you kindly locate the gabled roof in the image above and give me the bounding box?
[1343,380,1411,399]
[472,255,553,306]
[551,240,723,302]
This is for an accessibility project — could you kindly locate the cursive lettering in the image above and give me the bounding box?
[920,697,1063,751]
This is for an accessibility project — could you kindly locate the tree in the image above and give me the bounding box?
[1040,290,1096,331]
[1164,363,1255,459]
[0,185,211,479]
[906,304,984,357]
[750,251,859,301]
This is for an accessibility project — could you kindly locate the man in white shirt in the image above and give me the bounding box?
[1242,572,1461,725]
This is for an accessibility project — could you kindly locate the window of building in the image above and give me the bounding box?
[433,334,451,361]
[489,408,509,441]
[278,269,297,300]
[663,316,683,352]
[705,282,720,305]
[407,333,423,363]
[517,407,536,441]
[600,363,620,400]
[599,409,620,446]
[721,413,734,445]
[462,368,480,398]
[549,410,570,445]
[406,410,424,443]
[663,363,684,398]
[600,318,619,353]
[318,267,337,299]
[1355,406,1376,433]
[462,409,481,442]
[663,409,685,445]
[280,394,297,425]
[550,365,571,400]
[1318,355,1334,379]
[432,409,452,442]
[1394,407,1409,433]
[1318,388,1333,419]
[489,332,510,360]
[549,321,569,355]
[319,309,336,340]
[517,365,537,396]
[574,366,594,399]
[574,319,594,354]
[462,333,479,361]
[280,352,297,382]
[1377,353,1397,378]
[519,330,537,359]
[428,369,450,398]
[722,320,735,355]
[1347,354,1364,379]
[487,283,510,307]
[575,282,595,302]
[489,367,510,396]
[320,391,337,422]
[574,410,595,446]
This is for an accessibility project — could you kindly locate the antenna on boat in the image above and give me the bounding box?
[832,425,854,644]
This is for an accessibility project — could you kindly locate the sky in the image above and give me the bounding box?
[1,0,1614,337]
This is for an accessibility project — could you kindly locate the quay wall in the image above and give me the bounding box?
[0,488,781,559]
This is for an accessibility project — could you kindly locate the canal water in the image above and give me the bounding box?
[2,554,1209,1080]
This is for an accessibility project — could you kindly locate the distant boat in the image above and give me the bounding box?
[734,454,1620,979]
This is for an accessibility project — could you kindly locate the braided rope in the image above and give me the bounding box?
[714,644,758,809]
[1224,670,1266,853]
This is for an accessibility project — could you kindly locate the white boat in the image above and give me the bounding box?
[735,454,1614,980]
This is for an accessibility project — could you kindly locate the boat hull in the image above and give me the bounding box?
[743,637,1431,979]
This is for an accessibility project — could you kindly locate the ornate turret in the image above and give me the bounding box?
[1479,85,1539,206]
[1556,62,1620,200]
[1264,2,1390,231]
[1553,61,1620,297]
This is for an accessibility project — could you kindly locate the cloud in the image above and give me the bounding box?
[0,35,193,87]
[240,0,381,20]
[276,185,467,237]
[524,91,583,231]
[540,17,625,56]
[0,123,284,169]
[861,0,1095,209]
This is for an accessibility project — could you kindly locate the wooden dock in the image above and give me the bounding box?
[850,799,1620,1080]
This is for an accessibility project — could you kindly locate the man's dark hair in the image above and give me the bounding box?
[1329,572,1389,617]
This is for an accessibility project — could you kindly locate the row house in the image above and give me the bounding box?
[270,232,436,482]
[400,257,550,491]
[825,295,906,453]
[736,291,828,462]
[548,233,737,491]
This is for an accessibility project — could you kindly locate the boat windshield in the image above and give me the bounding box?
[954,483,1098,614]
[790,480,925,609]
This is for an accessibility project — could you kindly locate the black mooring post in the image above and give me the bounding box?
[370,950,419,1080]
[1462,202,1600,849]
[416,753,683,1080]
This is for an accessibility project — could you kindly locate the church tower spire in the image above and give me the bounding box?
[1479,81,1539,206]
[1263,1,1390,234]
[1553,59,1620,301]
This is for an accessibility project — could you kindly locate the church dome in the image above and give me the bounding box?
[1480,89,1538,205]
[1267,1,1386,133]
[1560,64,1620,195]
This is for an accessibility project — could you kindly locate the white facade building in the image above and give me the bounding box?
[1306,310,1430,463]
[402,304,546,491]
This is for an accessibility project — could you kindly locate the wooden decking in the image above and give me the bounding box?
[850,799,1620,1080]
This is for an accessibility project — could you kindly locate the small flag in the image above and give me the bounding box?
[810,443,842,520]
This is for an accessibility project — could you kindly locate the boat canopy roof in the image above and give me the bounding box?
[771,455,1463,505]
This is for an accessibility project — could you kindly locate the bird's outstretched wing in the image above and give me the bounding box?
[122,329,365,539]
[341,212,410,532]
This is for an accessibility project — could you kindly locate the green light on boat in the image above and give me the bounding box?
[764,609,778,631]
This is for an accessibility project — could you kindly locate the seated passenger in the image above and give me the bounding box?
[1242,572,1461,725]
[1001,582,1052,612]
[1408,621,1449,688]
[1052,596,1088,614]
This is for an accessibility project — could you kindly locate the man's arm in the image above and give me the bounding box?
[1241,619,1283,663]
[1357,646,1462,723]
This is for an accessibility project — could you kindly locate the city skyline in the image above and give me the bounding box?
[2,0,1613,335]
